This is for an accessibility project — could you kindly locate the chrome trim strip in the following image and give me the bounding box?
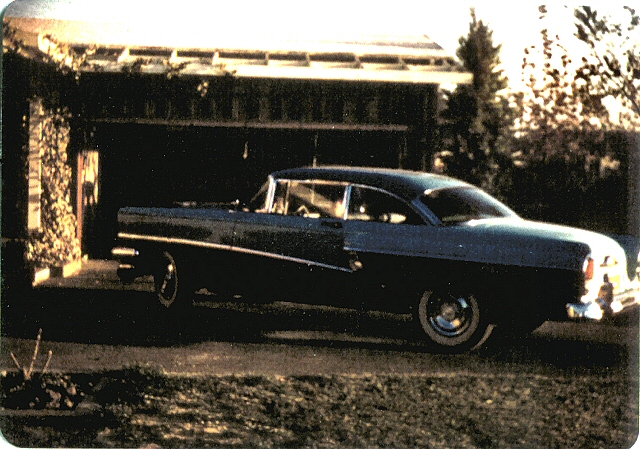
[118,232,352,273]
[230,245,353,273]
[118,263,136,270]
[118,232,231,251]
[266,176,276,214]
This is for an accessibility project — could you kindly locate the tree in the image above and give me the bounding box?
[437,8,514,192]
[512,6,629,231]
[516,9,610,158]
[574,6,639,128]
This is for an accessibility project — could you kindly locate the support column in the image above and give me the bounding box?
[403,84,439,172]
[628,131,640,237]
[27,99,44,233]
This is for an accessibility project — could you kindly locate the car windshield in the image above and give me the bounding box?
[420,187,516,225]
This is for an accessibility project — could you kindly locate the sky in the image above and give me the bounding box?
[0,1,629,92]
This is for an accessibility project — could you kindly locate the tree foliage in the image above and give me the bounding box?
[517,12,609,160]
[437,8,514,192]
[508,6,629,233]
[574,6,640,128]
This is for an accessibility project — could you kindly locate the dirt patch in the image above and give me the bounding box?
[1,367,637,448]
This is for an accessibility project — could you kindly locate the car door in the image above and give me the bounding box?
[343,184,428,253]
[232,178,351,301]
[342,185,431,309]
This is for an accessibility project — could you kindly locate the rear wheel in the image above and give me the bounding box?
[413,288,493,352]
[153,251,193,309]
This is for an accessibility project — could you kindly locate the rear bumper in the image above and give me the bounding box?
[111,247,139,258]
[567,283,640,320]
[111,246,142,282]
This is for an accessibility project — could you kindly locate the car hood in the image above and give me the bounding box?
[345,217,611,271]
[453,217,624,270]
[463,217,616,248]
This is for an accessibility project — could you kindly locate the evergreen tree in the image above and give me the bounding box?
[437,8,514,192]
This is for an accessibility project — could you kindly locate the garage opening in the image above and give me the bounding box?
[83,122,406,258]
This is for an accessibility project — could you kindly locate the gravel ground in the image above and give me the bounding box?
[2,368,638,449]
[112,372,639,449]
[2,260,638,448]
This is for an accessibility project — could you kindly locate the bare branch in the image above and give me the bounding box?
[10,353,23,373]
[26,328,43,378]
[573,6,639,126]
[42,350,53,374]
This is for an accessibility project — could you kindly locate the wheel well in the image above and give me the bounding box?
[408,261,574,324]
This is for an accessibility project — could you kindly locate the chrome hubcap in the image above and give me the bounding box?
[160,264,174,294]
[156,256,177,306]
[428,295,473,337]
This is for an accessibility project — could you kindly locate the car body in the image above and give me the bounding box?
[112,166,640,352]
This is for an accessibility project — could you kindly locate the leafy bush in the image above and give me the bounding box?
[25,108,81,267]
[1,371,84,410]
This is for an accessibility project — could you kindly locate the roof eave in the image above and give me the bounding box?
[4,21,473,85]
[77,62,473,85]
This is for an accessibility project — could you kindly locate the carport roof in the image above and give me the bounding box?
[5,17,472,85]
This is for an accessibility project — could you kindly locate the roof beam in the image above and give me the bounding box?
[90,117,409,132]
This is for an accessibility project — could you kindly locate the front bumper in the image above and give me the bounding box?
[567,283,640,320]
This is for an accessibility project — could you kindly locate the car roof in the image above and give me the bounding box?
[271,166,471,200]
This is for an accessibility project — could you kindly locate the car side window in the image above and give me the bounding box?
[347,186,424,225]
[270,180,346,218]
[248,181,270,212]
[270,180,288,214]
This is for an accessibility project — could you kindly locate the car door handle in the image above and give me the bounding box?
[321,220,343,229]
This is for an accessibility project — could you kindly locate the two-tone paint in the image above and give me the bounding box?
[112,166,639,350]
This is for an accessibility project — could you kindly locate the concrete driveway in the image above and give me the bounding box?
[0,260,636,378]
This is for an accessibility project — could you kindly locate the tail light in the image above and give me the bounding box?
[583,256,594,280]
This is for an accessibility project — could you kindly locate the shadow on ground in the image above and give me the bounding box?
[2,284,637,374]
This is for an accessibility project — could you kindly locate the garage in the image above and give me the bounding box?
[3,17,471,267]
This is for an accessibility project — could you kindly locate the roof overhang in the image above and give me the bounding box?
[70,44,473,84]
[5,17,473,85]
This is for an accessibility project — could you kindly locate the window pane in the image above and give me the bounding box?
[248,181,269,212]
[270,180,346,218]
[347,186,423,225]
[287,181,346,218]
[270,180,288,214]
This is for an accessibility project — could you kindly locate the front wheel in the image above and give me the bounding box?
[413,289,493,353]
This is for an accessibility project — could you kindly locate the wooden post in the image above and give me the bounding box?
[628,131,640,237]
[403,85,439,172]
[27,100,43,233]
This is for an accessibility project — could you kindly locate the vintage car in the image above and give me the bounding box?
[112,166,639,352]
